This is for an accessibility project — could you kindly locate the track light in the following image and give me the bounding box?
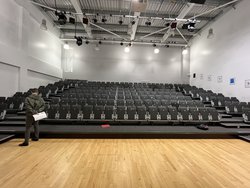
[131,20,136,25]
[85,40,89,44]
[124,46,130,53]
[120,42,124,46]
[75,36,82,46]
[55,11,67,25]
[64,42,70,50]
[98,41,102,45]
[153,44,156,47]
[128,43,132,47]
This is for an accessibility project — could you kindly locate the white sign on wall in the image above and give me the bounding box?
[245,80,250,88]
[230,78,236,85]
[217,76,223,83]
[207,75,212,81]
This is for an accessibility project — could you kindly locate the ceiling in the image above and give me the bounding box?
[31,0,238,46]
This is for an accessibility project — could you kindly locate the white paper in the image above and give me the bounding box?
[33,112,47,121]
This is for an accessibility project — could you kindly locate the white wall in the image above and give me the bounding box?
[0,0,62,97]
[63,44,187,83]
[190,0,250,102]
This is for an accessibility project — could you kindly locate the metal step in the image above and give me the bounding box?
[238,135,250,142]
[5,115,26,121]
[220,123,250,128]
[0,134,15,143]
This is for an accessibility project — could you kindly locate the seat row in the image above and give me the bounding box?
[45,105,220,123]
[50,98,205,108]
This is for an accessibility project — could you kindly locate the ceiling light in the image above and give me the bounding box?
[154,48,160,54]
[124,47,130,53]
[207,28,215,39]
[55,11,67,25]
[40,19,47,30]
[64,42,70,50]
[182,49,188,55]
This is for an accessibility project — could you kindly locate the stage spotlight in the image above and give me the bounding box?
[55,11,67,25]
[165,22,170,27]
[128,43,132,47]
[75,36,82,46]
[86,40,89,44]
[188,19,196,32]
[69,17,75,24]
[93,17,98,23]
[98,41,102,45]
[145,19,151,26]
[101,16,107,23]
[153,44,156,47]
[131,20,136,25]
[118,17,123,25]
[120,42,124,46]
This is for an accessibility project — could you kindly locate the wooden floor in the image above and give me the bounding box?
[0,139,250,188]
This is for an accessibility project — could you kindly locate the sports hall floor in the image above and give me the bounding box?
[0,138,250,188]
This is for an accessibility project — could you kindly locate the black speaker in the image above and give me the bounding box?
[190,0,206,4]
[82,17,88,24]
[193,73,196,78]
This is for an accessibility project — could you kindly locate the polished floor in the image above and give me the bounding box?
[0,139,250,188]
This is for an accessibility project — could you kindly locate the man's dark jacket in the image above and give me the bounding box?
[25,94,45,116]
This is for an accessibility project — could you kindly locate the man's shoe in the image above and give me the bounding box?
[32,138,39,141]
[19,142,29,146]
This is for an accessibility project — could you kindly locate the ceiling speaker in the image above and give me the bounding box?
[190,0,206,4]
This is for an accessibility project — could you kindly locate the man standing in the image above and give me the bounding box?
[19,88,45,146]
